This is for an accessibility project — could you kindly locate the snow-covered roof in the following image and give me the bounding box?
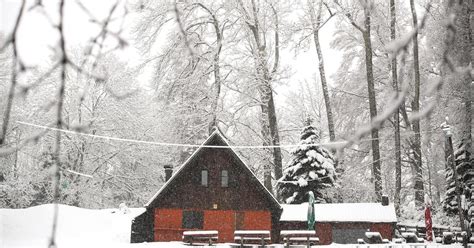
[280,202,397,223]
[145,128,281,210]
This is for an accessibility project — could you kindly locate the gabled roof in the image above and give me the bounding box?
[145,128,281,210]
[280,202,397,223]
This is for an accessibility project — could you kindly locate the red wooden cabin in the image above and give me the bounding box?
[131,129,282,243]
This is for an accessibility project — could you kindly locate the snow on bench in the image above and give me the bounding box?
[280,230,318,248]
[364,231,389,244]
[234,230,270,247]
[182,230,218,245]
[392,238,404,243]
[401,232,424,243]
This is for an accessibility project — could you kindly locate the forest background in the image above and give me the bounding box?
[0,0,472,227]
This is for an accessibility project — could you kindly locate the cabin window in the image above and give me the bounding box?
[221,170,229,187]
[201,170,208,187]
[182,210,203,229]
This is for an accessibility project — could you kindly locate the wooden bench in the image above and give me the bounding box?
[234,230,271,247]
[280,230,319,248]
[401,232,424,243]
[442,232,454,244]
[182,230,218,246]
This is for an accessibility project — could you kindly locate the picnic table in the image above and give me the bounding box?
[182,230,218,245]
[280,230,319,248]
[442,232,454,244]
[364,231,389,244]
[234,230,271,247]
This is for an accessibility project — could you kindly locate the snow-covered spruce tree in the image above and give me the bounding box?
[443,142,473,220]
[277,121,336,204]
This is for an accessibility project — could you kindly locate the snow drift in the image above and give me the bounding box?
[0,204,144,247]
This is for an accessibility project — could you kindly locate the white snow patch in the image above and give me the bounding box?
[297,178,308,187]
[306,150,318,159]
[321,161,334,171]
[315,153,325,164]
[1,204,144,247]
[280,203,397,223]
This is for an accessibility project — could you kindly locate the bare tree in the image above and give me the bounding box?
[236,0,283,193]
[307,0,336,142]
[390,0,402,214]
[0,0,26,147]
[336,0,383,201]
[409,0,425,208]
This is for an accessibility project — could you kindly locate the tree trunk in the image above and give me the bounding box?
[390,0,402,214]
[240,0,283,194]
[311,0,335,142]
[363,7,383,201]
[410,0,425,209]
[196,3,222,133]
[268,3,283,184]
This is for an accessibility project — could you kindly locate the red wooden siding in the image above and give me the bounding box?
[243,210,271,230]
[370,223,393,240]
[316,223,333,244]
[154,209,182,241]
[153,209,273,243]
[203,210,235,242]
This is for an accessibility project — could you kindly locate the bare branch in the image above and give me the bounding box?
[0,0,26,145]
[174,0,195,57]
[49,0,67,247]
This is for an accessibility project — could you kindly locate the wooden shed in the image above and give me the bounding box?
[279,202,397,244]
[131,129,282,243]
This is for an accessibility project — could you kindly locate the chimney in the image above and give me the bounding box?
[381,195,389,206]
[164,165,173,182]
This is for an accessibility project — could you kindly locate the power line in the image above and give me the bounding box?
[16,121,439,149]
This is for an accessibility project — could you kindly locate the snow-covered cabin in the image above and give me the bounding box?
[131,129,397,244]
[131,129,283,243]
[280,201,397,244]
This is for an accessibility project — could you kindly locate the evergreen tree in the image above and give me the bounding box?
[443,142,473,227]
[277,119,336,204]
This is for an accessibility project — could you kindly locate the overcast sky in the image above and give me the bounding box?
[1,0,342,99]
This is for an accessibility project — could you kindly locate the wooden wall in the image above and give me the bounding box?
[279,221,394,245]
[154,208,272,242]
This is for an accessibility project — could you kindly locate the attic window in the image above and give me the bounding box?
[221,170,228,187]
[201,170,208,187]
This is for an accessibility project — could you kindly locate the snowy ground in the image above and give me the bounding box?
[0,204,471,248]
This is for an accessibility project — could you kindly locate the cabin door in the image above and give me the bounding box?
[203,210,235,242]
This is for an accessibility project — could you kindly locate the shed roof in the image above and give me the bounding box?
[145,128,281,210]
[280,202,397,223]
